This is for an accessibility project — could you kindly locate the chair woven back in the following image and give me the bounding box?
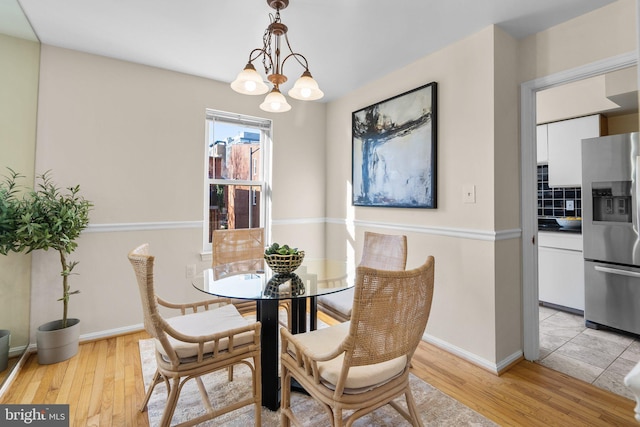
[359,231,407,270]
[212,228,264,268]
[212,228,265,314]
[347,256,434,367]
[127,243,177,361]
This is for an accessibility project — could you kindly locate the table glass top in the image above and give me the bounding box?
[192,259,353,301]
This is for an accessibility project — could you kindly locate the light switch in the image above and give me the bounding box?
[566,200,574,211]
[463,185,476,204]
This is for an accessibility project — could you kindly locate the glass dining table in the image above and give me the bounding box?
[191,259,352,411]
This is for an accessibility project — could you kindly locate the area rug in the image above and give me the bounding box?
[139,338,496,426]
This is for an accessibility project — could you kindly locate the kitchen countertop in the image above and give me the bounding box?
[538,217,581,234]
[538,226,581,234]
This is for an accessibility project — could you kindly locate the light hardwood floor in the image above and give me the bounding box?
[1,311,636,426]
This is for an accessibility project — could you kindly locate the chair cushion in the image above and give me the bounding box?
[157,304,254,359]
[317,288,354,319]
[288,322,407,394]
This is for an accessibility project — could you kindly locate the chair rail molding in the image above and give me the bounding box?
[86,221,202,233]
[327,217,521,242]
[87,218,521,243]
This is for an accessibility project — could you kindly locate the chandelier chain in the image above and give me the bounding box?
[262,23,272,76]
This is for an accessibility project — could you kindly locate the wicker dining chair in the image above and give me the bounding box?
[212,228,291,327]
[212,228,265,315]
[317,231,408,322]
[128,243,262,427]
[280,256,435,427]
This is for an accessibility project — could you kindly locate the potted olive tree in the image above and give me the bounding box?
[0,168,22,255]
[0,168,23,370]
[14,171,92,364]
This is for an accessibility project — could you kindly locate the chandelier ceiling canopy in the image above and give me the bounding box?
[230,0,324,113]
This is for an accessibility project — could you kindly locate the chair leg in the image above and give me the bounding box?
[333,407,344,427]
[254,355,262,427]
[159,377,181,427]
[195,377,214,414]
[403,388,424,427]
[279,302,292,329]
[280,368,291,427]
[140,369,163,412]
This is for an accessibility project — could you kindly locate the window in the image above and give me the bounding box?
[204,110,271,251]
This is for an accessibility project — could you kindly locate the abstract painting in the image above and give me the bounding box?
[352,82,437,208]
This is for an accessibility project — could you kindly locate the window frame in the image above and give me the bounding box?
[203,109,272,253]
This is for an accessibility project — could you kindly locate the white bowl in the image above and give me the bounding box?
[556,218,581,229]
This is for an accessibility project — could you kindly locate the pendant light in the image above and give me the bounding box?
[230,0,323,113]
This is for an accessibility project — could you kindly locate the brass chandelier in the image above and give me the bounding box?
[230,0,324,113]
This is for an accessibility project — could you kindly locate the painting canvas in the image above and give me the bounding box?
[352,82,437,208]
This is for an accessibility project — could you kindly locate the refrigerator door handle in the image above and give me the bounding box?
[635,155,640,265]
[595,265,640,279]
[636,155,640,232]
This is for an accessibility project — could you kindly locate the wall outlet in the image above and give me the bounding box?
[186,264,196,278]
[566,200,574,211]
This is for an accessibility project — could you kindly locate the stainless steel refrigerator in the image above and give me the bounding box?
[582,132,640,335]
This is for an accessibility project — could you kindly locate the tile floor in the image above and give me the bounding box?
[538,305,640,400]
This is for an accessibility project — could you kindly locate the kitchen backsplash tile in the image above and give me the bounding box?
[538,165,581,218]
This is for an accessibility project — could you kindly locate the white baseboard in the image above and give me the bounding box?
[7,345,27,358]
[25,323,145,349]
[80,325,526,375]
[79,323,145,342]
[422,332,523,374]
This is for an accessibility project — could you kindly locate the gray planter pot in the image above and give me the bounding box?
[36,318,80,365]
[0,329,9,372]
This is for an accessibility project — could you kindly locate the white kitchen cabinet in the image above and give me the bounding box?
[547,114,604,187]
[537,124,548,164]
[538,231,584,311]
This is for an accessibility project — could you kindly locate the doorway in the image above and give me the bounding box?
[520,52,637,361]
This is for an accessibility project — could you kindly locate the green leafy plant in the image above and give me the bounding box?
[14,171,93,328]
[264,242,299,256]
[0,168,23,255]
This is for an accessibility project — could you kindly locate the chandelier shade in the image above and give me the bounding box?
[230,0,323,113]
[288,70,324,101]
[230,64,270,95]
[259,87,292,113]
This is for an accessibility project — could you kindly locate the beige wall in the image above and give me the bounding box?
[325,0,636,369]
[326,26,521,365]
[493,28,522,361]
[519,0,636,83]
[30,45,326,338]
[0,33,39,351]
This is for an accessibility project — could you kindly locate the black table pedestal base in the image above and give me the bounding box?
[257,297,316,410]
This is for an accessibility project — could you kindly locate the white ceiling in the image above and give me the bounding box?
[5,0,619,101]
